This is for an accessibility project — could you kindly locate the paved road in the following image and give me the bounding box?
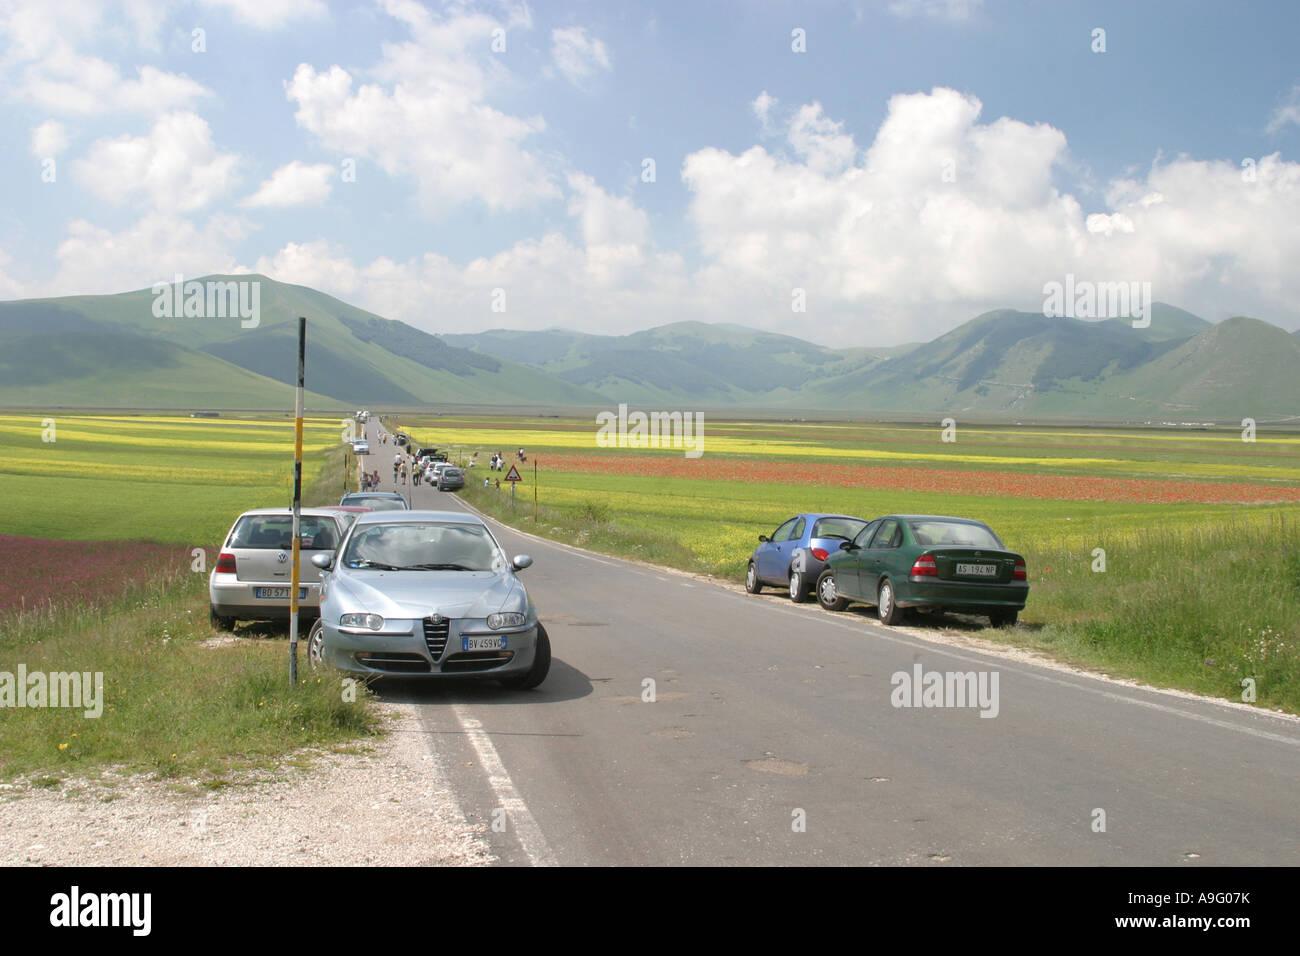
[355,424,1300,866]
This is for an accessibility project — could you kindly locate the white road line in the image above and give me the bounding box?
[451,704,558,867]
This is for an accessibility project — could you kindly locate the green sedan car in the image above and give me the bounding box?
[815,514,1028,627]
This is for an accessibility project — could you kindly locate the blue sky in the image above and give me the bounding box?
[2,0,1298,346]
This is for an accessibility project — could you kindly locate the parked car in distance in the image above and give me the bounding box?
[816,514,1028,627]
[339,492,409,511]
[746,513,872,602]
[209,508,347,629]
[317,505,372,532]
[307,510,550,688]
[437,466,465,491]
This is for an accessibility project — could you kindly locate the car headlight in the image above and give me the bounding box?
[339,613,384,630]
[487,611,526,629]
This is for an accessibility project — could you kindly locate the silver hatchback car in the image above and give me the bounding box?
[307,510,550,689]
[208,508,347,629]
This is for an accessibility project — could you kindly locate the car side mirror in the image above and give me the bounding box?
[511,554,533,571]
[311,553,333,570]
[839,541,855,551]
[758,535,769,543]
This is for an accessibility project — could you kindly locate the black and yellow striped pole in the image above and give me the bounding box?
[289,316,306,685]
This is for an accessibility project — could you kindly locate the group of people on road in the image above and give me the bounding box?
[360,469,381,491]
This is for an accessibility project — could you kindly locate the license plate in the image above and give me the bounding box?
[956,563,997,577]
[255,587,308,599]
[463,636,507,651]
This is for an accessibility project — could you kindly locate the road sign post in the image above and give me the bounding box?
[289,316,305,686]
[504,463,522,511]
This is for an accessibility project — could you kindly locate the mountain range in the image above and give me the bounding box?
[3,275,1297,421]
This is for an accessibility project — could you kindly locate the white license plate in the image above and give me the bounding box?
[255,587,308,599]
[463,636,507,651]
[956,563,997,577]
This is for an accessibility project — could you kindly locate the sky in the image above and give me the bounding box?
[1,0,1298,347]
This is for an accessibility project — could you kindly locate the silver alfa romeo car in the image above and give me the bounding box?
[307,510,550,689]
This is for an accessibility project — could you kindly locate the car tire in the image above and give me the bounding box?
[209,606,235,631]
[500,624,551,690]
[816,570,848,611]
[306,619,326,671]
[878,579,905,626]
[788,568,809,603]
[989,610,1018,628]
[745,562,763,594]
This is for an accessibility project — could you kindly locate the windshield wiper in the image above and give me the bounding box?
[398,563,477,571]
[350,560,403,570]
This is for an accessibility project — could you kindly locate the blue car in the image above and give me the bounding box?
[746,513,872,602]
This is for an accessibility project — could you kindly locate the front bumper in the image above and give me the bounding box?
[321,615,540,678]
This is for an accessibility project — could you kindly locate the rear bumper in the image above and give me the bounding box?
[209,574,321,620]
[898,577,1028,611]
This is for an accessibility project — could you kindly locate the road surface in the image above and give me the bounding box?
[355,424,1300,866]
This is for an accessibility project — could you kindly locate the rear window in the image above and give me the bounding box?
[908,520,1004,549]
[443,469,462,477]
[811,517,868,541]
[229,515,339,550]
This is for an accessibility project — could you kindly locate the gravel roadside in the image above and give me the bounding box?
[0,703,495,866]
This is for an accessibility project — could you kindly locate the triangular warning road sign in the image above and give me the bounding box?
[504,465,522,482]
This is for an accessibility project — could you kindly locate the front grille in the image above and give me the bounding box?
[423,615,450,661]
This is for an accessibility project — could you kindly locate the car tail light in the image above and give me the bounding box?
[1013,559,1027,581]
[910,554,937,576]
[215,552,237,574]
[811,548,829,561]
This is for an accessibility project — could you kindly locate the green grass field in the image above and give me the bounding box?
[0,413,377,784]
[401,414,1300,713]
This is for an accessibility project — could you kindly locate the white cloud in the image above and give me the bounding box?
[30,119,69,157]
[199,0,327,30]
[1266,84,1300,134]
[72,112,240,213]
[752,91,777,134]
[680,87,1300,344]
[551,26,611,87]
[50,212,245,296]
[0,1,209,115]
[241,161,334,208]
[888,0,983,21]
[286,3,558,216]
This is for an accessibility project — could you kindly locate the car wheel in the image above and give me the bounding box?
[878,579,904,626]
[989,610,1018,628]
[788,568,809,603]
[745,562,763,594]
[209,606,235,631]
[499,624,551,690]
[816,570,848,611]
[306,619,326,670]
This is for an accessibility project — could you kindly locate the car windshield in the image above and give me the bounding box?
[229,515,339,550]
[811,517,868,540]
[342,522,505,572]
[907,520,1004,549]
